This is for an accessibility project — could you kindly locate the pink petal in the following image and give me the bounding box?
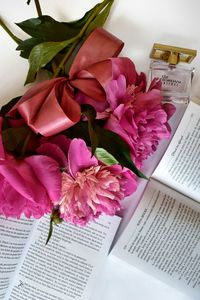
[0,177,50,219]
[0,117,5,159]
[106,75,127,110]
[0,162,33,200]
[37,143,68,168]
[135,72,147,92]
[46,135,70,154]
[148,78,162,91]
[162,103,176,119]
[113,104,126,120]
[111,57,137,85]
[68,139,98,177]
[13,159,53,206]
[75,91,108,113]
[105,116,133,149]
[0,178,26,218]
[107,165,138,196]
[97,195,121,215]
[133,90,162,113]
[25,155,61,201]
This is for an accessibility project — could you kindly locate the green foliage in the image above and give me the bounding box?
[96,126,147,179]
[0,96,21,116]
[95,148,119,165]
[85,0,114,35]
[2,126,30,153]
[16,37,44,58]
[25,38,77,84]
[15,0,114,83]
[81,104,98,155]
[65,120,147,179]
[16,15,84,41]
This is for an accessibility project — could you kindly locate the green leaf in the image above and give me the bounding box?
[95,148,119,165]
[65,121,147,179]
[16,37,44,58]
[86,0,114,35]
[81,104,96,119]
[96,126,147,179]
[2,126,30,152]
[65,121,91,144]
[26,38,77,83]
[16,4,97,42]
[16,1,113,61]
[81,104,98,155]
[17,16,77,41]
[0,96,21,116]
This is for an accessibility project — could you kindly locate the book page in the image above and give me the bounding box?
[0,217,35,300]
[152,101,200,202]
[111,179,200,299]
[5,214,120,300]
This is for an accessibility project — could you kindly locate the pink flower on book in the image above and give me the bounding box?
[38,137,137,225]
[60,139,137,225]
[0,118,61,219]
[105,72,175,167]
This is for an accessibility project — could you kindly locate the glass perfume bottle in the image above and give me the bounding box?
[149,43,197,104]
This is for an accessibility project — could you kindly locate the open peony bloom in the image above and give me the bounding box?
[104,72,175,167]
[38,137,137,225]
[0,119,61,218]
[76,57,175,167]
[59,139,137,225]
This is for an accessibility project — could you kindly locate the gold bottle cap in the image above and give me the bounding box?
[150,43,197,65]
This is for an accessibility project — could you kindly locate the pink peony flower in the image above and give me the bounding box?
[104,73,175,167]
[60,139,137,225]
[0,118,61,219]
[75,57,175,167]
[37,137,137,225]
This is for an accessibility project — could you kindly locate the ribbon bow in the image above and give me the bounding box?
[9,28,124,136]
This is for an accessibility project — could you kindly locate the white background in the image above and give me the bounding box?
[0,1,200,300]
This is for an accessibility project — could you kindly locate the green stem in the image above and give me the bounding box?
[0,18,22,44]
[34,0,42,17]
[52,0,112,78]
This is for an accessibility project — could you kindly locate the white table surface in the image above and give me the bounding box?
[1,1,200,300]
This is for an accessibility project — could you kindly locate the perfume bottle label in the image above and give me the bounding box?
[151,70,189,93]
[161,75,181,88]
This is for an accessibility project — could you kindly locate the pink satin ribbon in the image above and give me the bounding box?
[9,28,124,136]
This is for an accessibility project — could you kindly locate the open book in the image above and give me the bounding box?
[0,213,120,300]
[112,101,200,299]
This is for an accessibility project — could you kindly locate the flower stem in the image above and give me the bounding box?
[34,0,42,17]
[52,0,112,78]
[0,18,22,44]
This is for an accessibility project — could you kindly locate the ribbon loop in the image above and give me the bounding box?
[8,28,124,137]
[69,27,124,78]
